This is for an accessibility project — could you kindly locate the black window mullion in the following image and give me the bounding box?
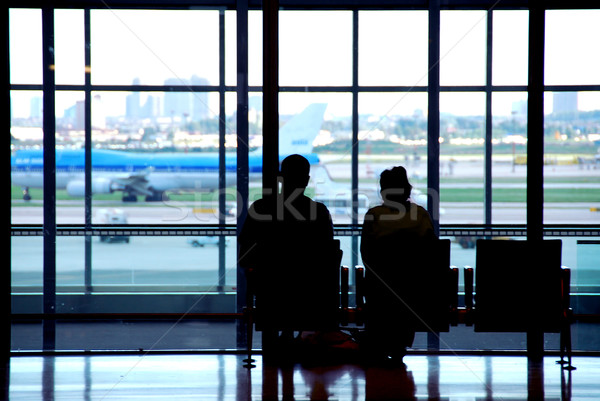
[42,6,56,352]
[235,0,250,348]
[84,8,93,293]
[351,9,359,271]
[427,0,441,236]
[218,9,227,290]
[484,9,493,226]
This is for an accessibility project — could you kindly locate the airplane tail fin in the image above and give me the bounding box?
[279,103,327,156]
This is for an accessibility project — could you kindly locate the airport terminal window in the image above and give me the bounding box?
[8,3,600,352]
[545,10,600,86]
[90,10,220,86]
[440,10,487,86]
[279,11,352,87]
[358,11,429,87]
[491,10,529,86]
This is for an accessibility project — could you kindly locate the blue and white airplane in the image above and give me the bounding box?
[11,103,327,202]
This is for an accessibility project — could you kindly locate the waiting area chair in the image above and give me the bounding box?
[243,239,343,366]
[355,239,456,358]
[466,239,574,369]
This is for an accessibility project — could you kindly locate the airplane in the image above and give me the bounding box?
[11,103,327,202]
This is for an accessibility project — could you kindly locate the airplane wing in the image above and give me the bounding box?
[111,167,154,197]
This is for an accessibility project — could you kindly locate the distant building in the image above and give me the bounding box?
[126,78,141,120]
[163,76,210,122]
[30,96,43,119]
[553,92,578,115]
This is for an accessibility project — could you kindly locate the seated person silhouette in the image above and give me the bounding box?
[239,154,336,354]
[360,166,437,362]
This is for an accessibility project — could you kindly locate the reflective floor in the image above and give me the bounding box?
[7,354,600,400]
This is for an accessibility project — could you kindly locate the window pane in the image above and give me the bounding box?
[358,92,429,219]
[440,11,487,86]
[9,8,42,85]
[279,11,352,86]
[439,92,486,224]
[226,11,263,87]
[492,10,529,86]
[11,236,43,294]
[359,11,428,87]
[492,92,528,224]
[91,10,220,86]
[545,10,600,85]
[55,9,85,85]
[11,90,45,224]
[544,91,600,224]
[249,11,263,87]
[278,92,352,224]
[85,91,233,224]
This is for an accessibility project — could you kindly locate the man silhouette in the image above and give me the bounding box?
[239,154,333,263]
[239,154,336,355]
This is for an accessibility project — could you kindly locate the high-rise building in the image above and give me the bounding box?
[553,92,578,115]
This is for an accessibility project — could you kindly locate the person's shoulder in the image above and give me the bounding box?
[313,199,332,216]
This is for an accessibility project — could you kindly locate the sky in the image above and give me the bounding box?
[8,8,600,120]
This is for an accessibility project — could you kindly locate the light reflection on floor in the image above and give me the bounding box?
[8,354,600,400]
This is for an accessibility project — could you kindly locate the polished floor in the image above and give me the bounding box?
[7,353,600,400]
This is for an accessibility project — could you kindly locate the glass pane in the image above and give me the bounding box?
[11,236,43,293]
[55,9,85,85]
[492,92,528,224]
[574,239,600,301]
[440,11,487,86]
[492,10,529,86]
[279,11,352,86]
[439,92,486,224]
[226,10,263,87]
[278,92,352,224]
[358,92,429,218]
[11,90,45,224]
[249,11,263,87]
[359,11,428,87]
[84,236,234,291]
[91,10,219,86]
[9,8,42,85]
[544,91,600,224]
[546,10,600,85]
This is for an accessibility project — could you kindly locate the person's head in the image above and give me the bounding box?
[379,166,412,205]
[280,154,310,191]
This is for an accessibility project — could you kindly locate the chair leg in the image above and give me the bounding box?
[557,322,575,371]
[243,308,256,368]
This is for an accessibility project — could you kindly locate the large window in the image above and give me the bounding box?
[8,3,600,353]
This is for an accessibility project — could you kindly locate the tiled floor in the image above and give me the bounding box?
[6,354,600,400]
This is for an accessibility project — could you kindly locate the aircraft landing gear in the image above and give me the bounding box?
[122,194,138,202]
[145,190,167,202]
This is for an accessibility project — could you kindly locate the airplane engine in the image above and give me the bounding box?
[66,178,115,197]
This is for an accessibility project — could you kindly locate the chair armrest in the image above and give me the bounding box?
[464,266,474,310]
[450,266,459,311]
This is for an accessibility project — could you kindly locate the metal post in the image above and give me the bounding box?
[484,10,493,226]
[236,0,250,348]
[84,8,93,294]
[527,3,546,360]
[427,0,441,237]
[3,6,11,359]
[218,9,226,290]
[262,0,279,197]
[351,10,359,270]
[427,0,441,350]
[42,7,56,352]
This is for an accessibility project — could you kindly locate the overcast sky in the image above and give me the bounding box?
[8,8,600,120]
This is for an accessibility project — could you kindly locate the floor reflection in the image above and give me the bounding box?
[7,354,594,400]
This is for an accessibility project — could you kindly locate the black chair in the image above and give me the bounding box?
[243,239,343,366]
[470,239,574,368]
[356,238,455,355]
